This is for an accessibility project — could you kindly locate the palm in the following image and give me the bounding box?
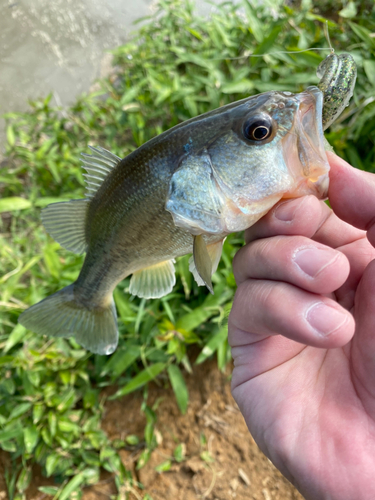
[229,154,375,500]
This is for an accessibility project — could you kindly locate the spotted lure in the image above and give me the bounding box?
[316,52,357,130]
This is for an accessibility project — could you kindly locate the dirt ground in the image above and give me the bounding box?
[0,359,305,500]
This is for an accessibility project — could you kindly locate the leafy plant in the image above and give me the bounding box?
[0,0,374,497]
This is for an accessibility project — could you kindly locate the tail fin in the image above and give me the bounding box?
[18,284,118,355]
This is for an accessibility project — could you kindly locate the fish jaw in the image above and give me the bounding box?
[282,86,330,200]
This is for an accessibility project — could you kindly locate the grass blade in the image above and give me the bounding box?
[168,364,189,414]
[110,362,167,399]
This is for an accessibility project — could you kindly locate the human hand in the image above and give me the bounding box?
[229,153,375,500]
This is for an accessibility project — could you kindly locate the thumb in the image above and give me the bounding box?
[351,259,375,411]
[327,152,375,246]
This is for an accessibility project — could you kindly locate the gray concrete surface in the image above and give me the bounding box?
[0,0,220,152]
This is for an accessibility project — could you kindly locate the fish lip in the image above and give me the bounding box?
[294,86,330,199]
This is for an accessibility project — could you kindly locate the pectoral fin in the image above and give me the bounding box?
[129,259,176,299]
[192,235,215,294]
[166,151,225,235]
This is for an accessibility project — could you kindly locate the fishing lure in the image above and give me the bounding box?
[316,52,357,130]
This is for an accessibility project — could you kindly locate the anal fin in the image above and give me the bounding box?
[129,260,176,299]
[190,237,225,293]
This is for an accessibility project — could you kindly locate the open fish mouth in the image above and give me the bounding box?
[285,86,330,199]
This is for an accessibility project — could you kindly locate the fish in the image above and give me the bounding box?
[19,51,358,356]
[316,52,357,130]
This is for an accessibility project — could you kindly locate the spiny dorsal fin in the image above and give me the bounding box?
[41,199,89,254]
[81,146,121,199]
[129,260,176,299]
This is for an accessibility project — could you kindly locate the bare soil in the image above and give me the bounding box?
[1,359,305,500]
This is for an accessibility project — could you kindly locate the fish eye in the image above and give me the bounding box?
[243,116,273,142]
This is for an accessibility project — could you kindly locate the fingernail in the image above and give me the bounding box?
[274,200,299,221]
[293,247,338,278]
[306,303,348,337]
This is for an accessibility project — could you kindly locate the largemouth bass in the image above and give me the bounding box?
[19,52,356,355]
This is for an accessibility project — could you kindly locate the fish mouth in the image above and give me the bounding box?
[289,86,330,199]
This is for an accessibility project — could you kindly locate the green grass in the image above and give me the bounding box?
[0,0,374,498]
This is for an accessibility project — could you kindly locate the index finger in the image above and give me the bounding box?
[327,152,375,247]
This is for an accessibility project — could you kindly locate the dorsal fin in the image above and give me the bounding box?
[41,199,89,254]
[81,146,121,199]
